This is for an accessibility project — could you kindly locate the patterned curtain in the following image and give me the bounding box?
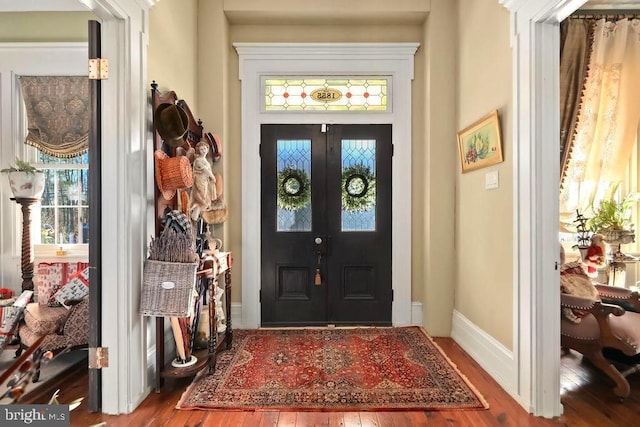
[559,19,594,189]
[560,18,640,222]
[19,76,89,158]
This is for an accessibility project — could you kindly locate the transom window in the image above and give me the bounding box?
[264,77,389,112]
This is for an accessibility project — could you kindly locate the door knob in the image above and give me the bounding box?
[315,237,323,244]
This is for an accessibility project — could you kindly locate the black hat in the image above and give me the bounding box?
[154,103,188,145]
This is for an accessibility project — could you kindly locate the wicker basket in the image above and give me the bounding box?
[140,260,198,317]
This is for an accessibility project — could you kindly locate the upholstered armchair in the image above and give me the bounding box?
[561,285,640,401]
[15,297,88,382]
[14,261,89,383]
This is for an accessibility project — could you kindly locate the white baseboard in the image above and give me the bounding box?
[451,309,515,396]
[231,303,243,328]
[411,301,423,325]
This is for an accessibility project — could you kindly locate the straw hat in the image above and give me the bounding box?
[154,150,194,200]
[155,103,188,146]
[201,197,228,224]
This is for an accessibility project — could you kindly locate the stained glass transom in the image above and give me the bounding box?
[265,78,388,111]
[342,139,376,231]
[277,139,312,232]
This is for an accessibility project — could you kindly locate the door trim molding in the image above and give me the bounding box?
[499,0,588,417]
[235,42,419,328]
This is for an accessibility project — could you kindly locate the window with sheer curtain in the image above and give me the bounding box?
[560,17,640,254]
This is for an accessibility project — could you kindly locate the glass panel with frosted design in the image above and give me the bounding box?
[277,139,312,232]
[342,139,376,231]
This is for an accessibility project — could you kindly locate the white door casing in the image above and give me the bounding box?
[499,0,590,418]
[234,43,419,329]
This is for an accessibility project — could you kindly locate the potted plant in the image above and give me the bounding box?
[588,190,640,246]
[1,158,45,199]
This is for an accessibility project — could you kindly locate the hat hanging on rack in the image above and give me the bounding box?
[201,197,228,224]
[155,103,189,146]
[154,150,194,200]
[205,132,222,162]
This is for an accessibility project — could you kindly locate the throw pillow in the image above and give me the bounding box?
[53,267,89,308]
[560,261,600,323]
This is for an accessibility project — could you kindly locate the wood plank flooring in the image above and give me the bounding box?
[21,338,640,426]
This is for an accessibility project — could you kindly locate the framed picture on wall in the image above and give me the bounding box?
[457,110,503,173]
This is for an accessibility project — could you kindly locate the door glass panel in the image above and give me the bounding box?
[341,139,376,231]
[277,139,312,232]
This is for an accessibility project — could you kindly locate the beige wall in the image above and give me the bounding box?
[419,1,458,336]
[148,0,199,108]
[456,0,513,349]
[0,12,95,42]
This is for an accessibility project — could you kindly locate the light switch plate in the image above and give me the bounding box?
[485,170,499,190]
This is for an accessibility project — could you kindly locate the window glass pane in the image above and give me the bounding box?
[277,139,312,232]
[40,207,55,244]
[58,207,79,244]
[265,77,388,112]
[80,207,89,244]
[41,169,55,206]
[38,152,88,164]
[342,139,376,231]
[57,169,79,206]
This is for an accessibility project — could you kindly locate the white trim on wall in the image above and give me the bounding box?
[234,42,418,329]
[499,0,589,418]
[451,310,516,401]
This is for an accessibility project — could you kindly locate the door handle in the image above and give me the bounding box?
[315,237,323,245]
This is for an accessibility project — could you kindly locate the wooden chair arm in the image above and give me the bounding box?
[584,300,634,352]
[595,284,640,312]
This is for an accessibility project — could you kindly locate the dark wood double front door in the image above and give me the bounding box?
[260,124,392,326]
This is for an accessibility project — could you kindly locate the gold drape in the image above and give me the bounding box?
[560,18,640,223]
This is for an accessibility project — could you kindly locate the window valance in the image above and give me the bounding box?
[19,76,89,158]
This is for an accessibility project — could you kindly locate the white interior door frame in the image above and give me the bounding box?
[234,43,419,329]
[498,0,589,417]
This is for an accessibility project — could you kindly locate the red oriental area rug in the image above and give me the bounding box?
[176,327,489,412]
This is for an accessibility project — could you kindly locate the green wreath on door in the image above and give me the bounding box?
[277,166,311,211]
[342,164,376,213]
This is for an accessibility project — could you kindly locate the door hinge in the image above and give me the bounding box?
[88,347,109,369]
[88,58,109,80]
[391,289,394,301]
[259,143,261,157]
[259,289,262,302]
[392,144,395,157]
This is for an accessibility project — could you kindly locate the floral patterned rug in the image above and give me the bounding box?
[176,326,488,411]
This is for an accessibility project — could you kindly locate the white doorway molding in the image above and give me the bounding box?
[234,43,419,329]
[0,0,156,414]
[498,0,589,418]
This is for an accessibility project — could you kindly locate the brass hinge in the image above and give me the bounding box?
[88,58,109,80]
[88,347,109,369]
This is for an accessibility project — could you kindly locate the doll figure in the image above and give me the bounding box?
[190,140,217,220]
[584,233,607,278]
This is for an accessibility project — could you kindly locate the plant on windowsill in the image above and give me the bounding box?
[588,189,640,259]
[1,158,45,199]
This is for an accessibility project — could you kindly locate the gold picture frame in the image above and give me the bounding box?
[457,110,503,173]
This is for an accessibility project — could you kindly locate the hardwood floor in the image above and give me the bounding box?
[22,338,640,426]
